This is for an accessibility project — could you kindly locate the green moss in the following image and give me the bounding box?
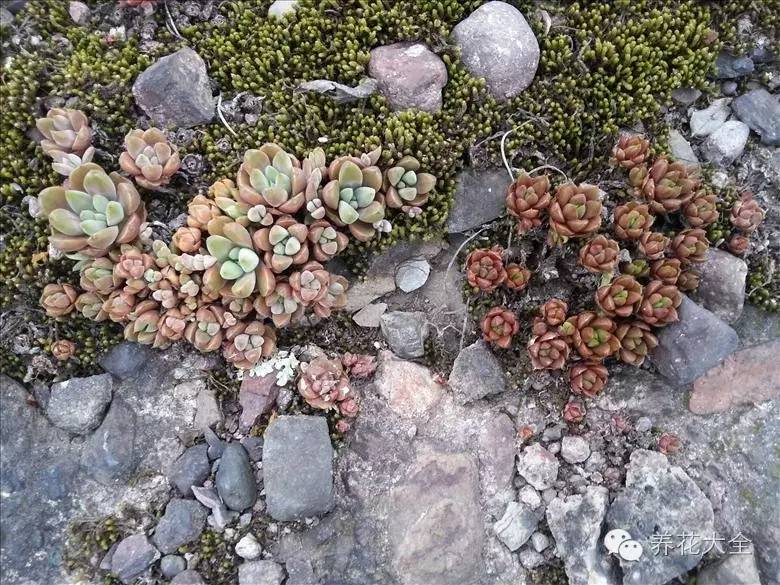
[747,253,779,313]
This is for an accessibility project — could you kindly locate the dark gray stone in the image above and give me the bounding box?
[215,443,257,512]
[99,341,153,380]
[715,51,755,78]
[448,340,507,404]
[380,311,428,359]
[241,436,264,461]
[695,248,748,323]
[733,88,780,146]
[133,47,214,128]
[238,560,286,585]
[697,552,764,585]
[263,415,334,521]
[169,444,210,496]
[493,501,539,551]
[160,554,187,579]
[152,498,208,555]
[447,167,510,233]
[702,120,750,166]
[171,570,207,585]
[650,296,738,386]
[81,396,138,484]
[110,533,160,584]
[46,373,113,434]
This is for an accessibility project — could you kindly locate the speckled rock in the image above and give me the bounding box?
[369,42,447,113]
[171,570,207,585]
[732,88,780,146]
[695,248,747,323]
[690,98,730,137]
[110,533,160,584]
[516,443,559,490]
[152,498,208,555]
[447,167,511,233]
[702,120,749,166]
[46,373,113,435]
[697,551,764,585]
[448,340,507,404]
[238,560,285,585]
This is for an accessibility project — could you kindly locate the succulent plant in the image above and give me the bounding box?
[528,331,570,370]
[569,361,608,397]
[253,215,310,273]
[383,155,436,209]
[658,432,681,455]
[50,149,97,178]
[638,231,670,260]
[204,222,268,298]
[223,297,254,319]
[505,173,551,233]
[223,321,277,369]
[640,158,699,214]
[187,194,223,231]
[730,192,765,232]
[297,357,351,411]
[124,300,162,345]
[549,183,602,242]
[505,263,531,291]
[114,245,154,295]
[620,258,651,279]
[51,339,77,362]
[579,235,620,274]
[465,247,506,292]
[119,128,180,190]
[39,163,146,257]
[727,234,749,256]
[172,227,202,253]
[40,283,79,318]
[288,261,332,306]
[534,298,568,335]
[613,201,654,240]
[35,108,93,159]
[650,258,682,285]
[312,275,349,318]
[342,353,377,378]
[564,311,621,360]
[254,282,304,328]
[75,292,109,321]
[615,320,658,366]
[683,191,718,227]
[563,399,586,423]
[156,308,189,347]
[184,306,226,352]
[236,144,307,215]
[80,257,119,296]
[670,228,709,264]
[612,134,650,170]
[308,220,349,262]
[638,280,682,326]
[596,275,643,317]
[103,290,137,323]
[676,268,701,292]
[339,398,360,418]
[481,306,519,349]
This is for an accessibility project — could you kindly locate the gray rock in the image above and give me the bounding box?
[561,436,590,464]
[452,1,540,101]
[235,533,262,560]
[344,275,395,312]
[494,501,539,551]
[267,0,298,18]
[110,533,160,584]
[667,129,699,165]
[160,554,187,579]
[215,443,257,512]
[368,42,447,113]
[191,485,222,510]
[68,1,90,24]
[81,396,138,484]
[263,415,334,521]
[650,296,738,385]
[690,98,730,138]
[380,311,428,359]
[169,444,210,496]
[240,436,263,461]
[447,167,510,233]
[477,413,516,502]
[238,560,286,585]
[702,120,750,166]
[395,257,431,292]
[152,498,208,555]
[697,551,764,585]
[46,373,112,434]
[607,450,715,585]
[352,302,387,328]
[194,387,222,430]
[530,532,549,552]
[133,47,214,128]
[547,487,615,585]
[695,248,748,323]
[171,570,207,585]
[733,88,780,146]
[285,558,316,585]
[448,340,507,403]
[0,7,12,28]
[98,341,153,380]
[518,485,542,509]
[671,87,701,106]
[517,443,559,490]
[715,51,755,78]
[721,81,738,96]
[518,548,544,570]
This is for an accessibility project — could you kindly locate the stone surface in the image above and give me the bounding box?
[448,340,507,403]
[344,275,395,313]
[667,129,699,165]
[493,501,539,551]
[395,257,431,292]
[715,51,755,78]
[46,373,112,434]
[235,533,263,560]
[689,339,780,414]
[99,341,153,380]
[263,416,334,521]
[352,302,387,327]
[547,487,614,585]
[380,311,428,359]
[238,373,279,431]
[171,570,207,585]
[215,443,257,512]
[238,560,286,585]
[607,450,715,585]
[702,120,750,166]
[732,88,780,146]
[477,413,516,504]
[133,47,214,128]
[695,248,748,323]
[368,42,447,112]
[169,444,210,496]
[374,351,444,419]
[690,98,730,137]
[650,296,739,386]
[561,435,590,464]
[194,387,222,430]
[671,87,701,106]
[160,554,187,579]
[68,1,89,24]
[267,0,298,18]
[447,167,511,233]
[697,551,764,585]
[110,533,160,584]
[81,396,139,484]
[516,443,559,490]
[531,532,549,552]
[452,1,539,101]
[152,498,208,555]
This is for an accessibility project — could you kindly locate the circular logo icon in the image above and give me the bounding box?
[618,539,644,562]
[604,529,632,554]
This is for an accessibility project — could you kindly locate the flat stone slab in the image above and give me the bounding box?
[447,167,510,233]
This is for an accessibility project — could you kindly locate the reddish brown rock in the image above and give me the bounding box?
[239,373,279,430]
[374,351,443,419]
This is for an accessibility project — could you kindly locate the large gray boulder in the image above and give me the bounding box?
[452,1,540,101]
[46,373,113,434]
[695,248,747,323]
[448,339,507,403]
[369,42,447,113]
[732,88,780,146]
[447,167,510,233]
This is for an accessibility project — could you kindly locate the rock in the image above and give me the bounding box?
[110,533,160,584]
[530,532,549,552]
[98,342,153,380]
[395,257,431,292]
[447,167,511,233]
[667,129,699,165]
[448,340,507,403]
[171,569,207,585]
[215,443,257,512]
[518,485,542,509]
[697,551,764,585]
[297,78,377,103]
[561,436,590,464]
[241,436,263,461]
[494,501,539,551]
[547,487,614,585]
[152,498,208,555]
[650,296,739,386]
[374,351,443,419]
[0,7,12,28]
[194,387,222,430]
[352,302,387,328]
[68,1,89,24]
[689,339,780,414]
[235,533,262,560]
[702,120,750,166]
[715,51,755,78]
[380,311,428,359]
[238,560,286,585]
[160,554,187,579]
[732,88,780,146]
[607,450,714,585]
[368,42,447,113]
[671,87,701,106]
[516,443,559,490]
[695,248,748,323]
[387,448,483,585]
[452,1,540,101]
[518,548,544,570]
[477,413,516,502]
[285,558,316,585]
[267,0,298,18]
[721,81,738,96]
[238,373,279,431]
[690,98,730,138]
[203,426,225,459]
[263,415,334,521]
[168,444,210,496]
[344,275,395,313]
[81,396,138,484]
[46,373,112,434]
[133,47,214,128]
